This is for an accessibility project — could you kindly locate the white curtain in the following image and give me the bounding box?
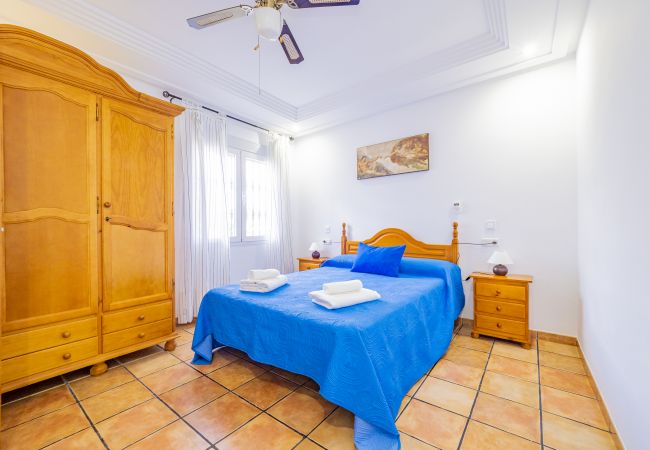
[266,133,294,273]
[175,106,231,324]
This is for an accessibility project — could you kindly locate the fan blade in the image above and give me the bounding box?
[187,5,251,30]
[279,21,304,64]
[285,0,360,9]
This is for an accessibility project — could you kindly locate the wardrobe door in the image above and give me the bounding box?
[101,99,174,311]
[0,67,99,332]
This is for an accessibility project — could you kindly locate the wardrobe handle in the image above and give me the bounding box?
[138,332,145,339]
[61,331,71,338]
[138,315,145,321]
[105,216,111,222]
[496,306,502,312]
[496,323,502,329]
[62,353,72,360]
[103,201,112,208]
[495,289,501,296]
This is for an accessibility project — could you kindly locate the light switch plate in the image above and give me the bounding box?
[485,220,497,231]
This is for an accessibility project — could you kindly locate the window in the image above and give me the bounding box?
[226,148,270,242]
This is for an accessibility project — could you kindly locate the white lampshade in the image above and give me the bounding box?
[309,242,319,252]
[488,250,513,265]
[255,7,282,41]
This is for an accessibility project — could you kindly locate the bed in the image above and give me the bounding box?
[191,223,464,450]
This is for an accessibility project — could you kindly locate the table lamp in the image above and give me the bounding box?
[309,242,320,259]
[488,250,513,276]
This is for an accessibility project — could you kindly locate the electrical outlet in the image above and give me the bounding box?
[482,237,499,245]
[485,220,497,231]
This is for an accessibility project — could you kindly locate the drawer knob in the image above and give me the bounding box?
[138,332,146,338]
[62,353,72,360]
[496,306,502,312]
[138,315,146,321]
[496,323,502,329]
[495,289,501,296]
[61,331,71,338]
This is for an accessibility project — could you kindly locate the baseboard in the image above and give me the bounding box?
[577,341,625,450]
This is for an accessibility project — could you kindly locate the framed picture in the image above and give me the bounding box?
[357,133,429,180]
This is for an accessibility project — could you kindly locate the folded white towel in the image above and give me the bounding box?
[247,269,281,281]
[322,279,363,295]
[310,288,381,310]
[240,275,288,293]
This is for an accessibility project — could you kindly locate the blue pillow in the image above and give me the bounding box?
[351,242,406,277]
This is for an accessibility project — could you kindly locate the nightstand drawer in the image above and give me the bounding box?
[476,314,526,337]
[476,282,526,301]
[299,261,321,271]
[476,298,526,319]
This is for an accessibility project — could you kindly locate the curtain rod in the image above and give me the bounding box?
[162,91,294,141]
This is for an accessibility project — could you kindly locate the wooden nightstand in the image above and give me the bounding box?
[297,257,328,271]
[469,272,533,349]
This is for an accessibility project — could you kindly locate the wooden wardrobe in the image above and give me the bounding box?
[0,25,184,392]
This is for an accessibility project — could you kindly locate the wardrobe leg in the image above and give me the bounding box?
[90,362,108,376]
[164,339,177,352]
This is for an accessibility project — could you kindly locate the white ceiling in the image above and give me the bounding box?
[5,0,589,136]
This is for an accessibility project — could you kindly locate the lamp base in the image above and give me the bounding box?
[493,264,508,276]
[311,250,321,259]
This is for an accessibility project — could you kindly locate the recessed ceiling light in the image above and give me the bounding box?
[522,44,538,58]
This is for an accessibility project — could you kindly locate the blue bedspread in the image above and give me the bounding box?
[192,256,464,449]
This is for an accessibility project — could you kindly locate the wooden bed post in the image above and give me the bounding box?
[451,222,459,263]
[341,223,348,255]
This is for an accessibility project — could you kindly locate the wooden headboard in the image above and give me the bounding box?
[341,222,459,263]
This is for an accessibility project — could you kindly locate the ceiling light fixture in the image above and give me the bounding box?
[255,6,282,41]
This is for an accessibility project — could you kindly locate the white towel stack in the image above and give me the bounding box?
[240,269,288,293]
[310,280,380,310]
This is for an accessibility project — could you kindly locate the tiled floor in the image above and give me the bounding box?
[0,324,619,450]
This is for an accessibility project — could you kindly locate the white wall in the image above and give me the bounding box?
[576,1,650,448]
[291,60,580,336]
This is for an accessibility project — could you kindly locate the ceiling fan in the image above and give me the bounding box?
[187,0,361,65]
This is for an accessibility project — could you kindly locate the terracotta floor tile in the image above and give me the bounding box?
[309,407,356,450]
[185,393,260,443]
[471,393,540,442]
[541,386,608,430]
[170,342,195,361]
[117,345,164,364]
[480,371,539,408]
[543,412,617,450]
[188,349,239,374]
[160,376,228,416]
[487,354,539,383]
[95,398,177,449]
[460,420,539,450]
[415,377,476,417]
[269,366,310,385]
[208,359,267,390]
[452,334,493,353]
[539,351,586,375]
[140,362,202,394]
[126,352,181,378]
[82,380,153,423]
[70,366,134,400]
[43,428,104,450]
[491,341,538,364]
[1,377,65,404]
[540,366,595,398]
[442,346,489,369]
[268,387,337,434]
[235,372,299,409]
[294,438,324,450]
[407,375,427,396]
[430,360,484,389]
[128,420,210,450]
[303,379,320,392]
[175,330,194,345]
[399,396,412,417]
[396,399,466,450]
[400,433,439,449]
[0,403,90,449]
[538,340,581,358]
[218,413,302,450]
[1,385,75,430]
